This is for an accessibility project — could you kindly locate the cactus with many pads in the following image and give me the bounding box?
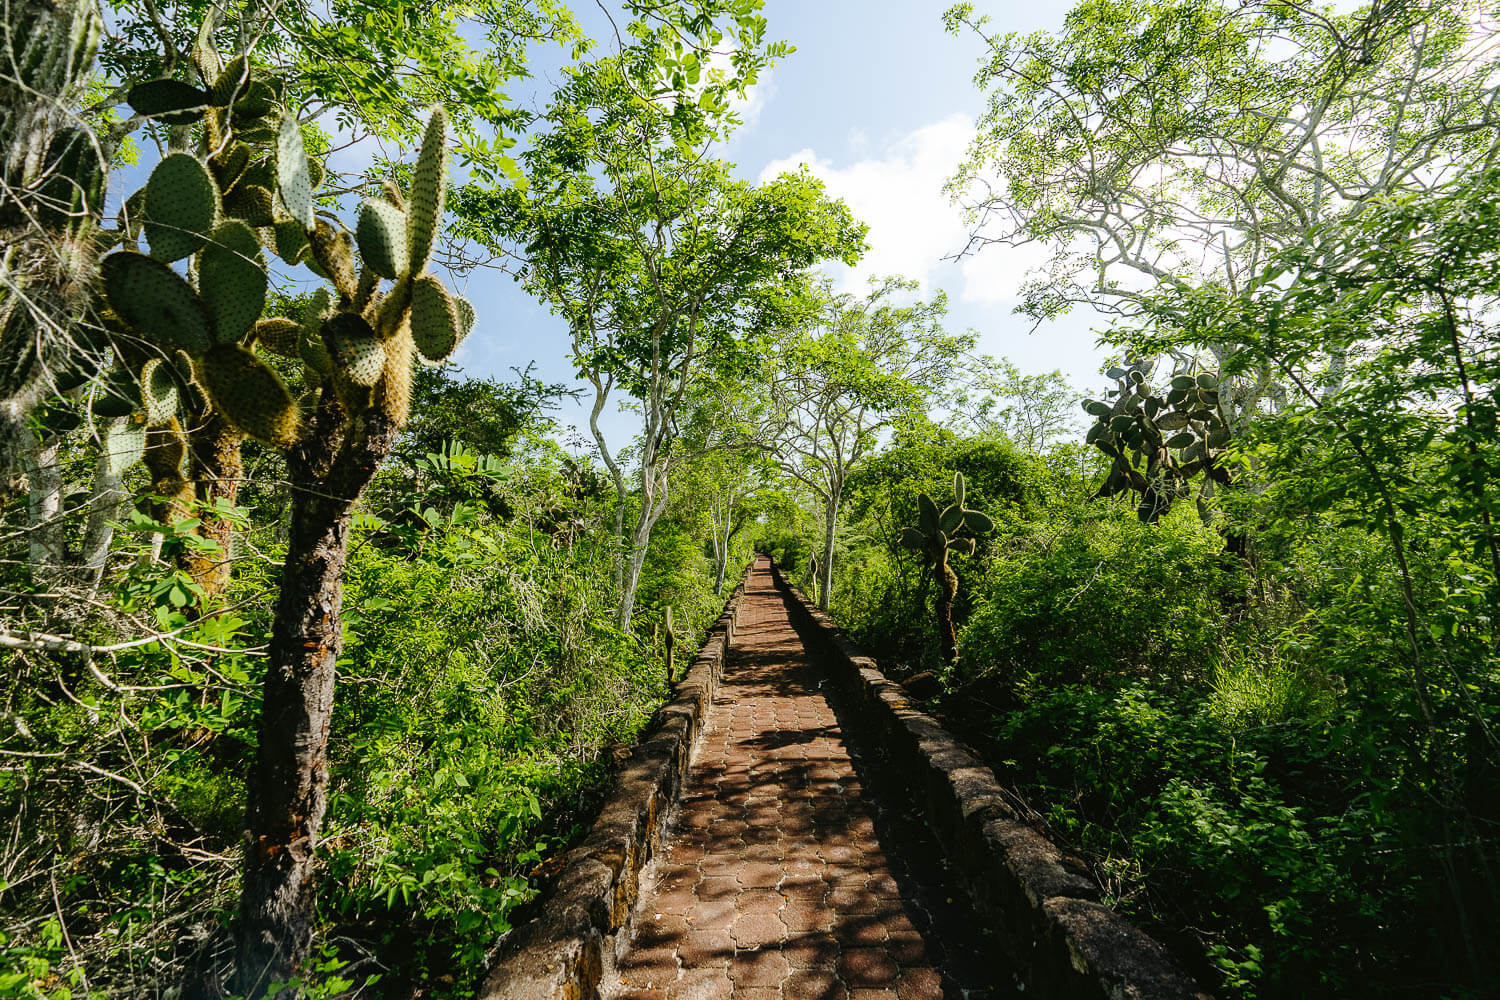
[900,472,992,666]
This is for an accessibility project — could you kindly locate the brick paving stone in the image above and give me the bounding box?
[893,969,942,1000]
[730,911,788,949]
[688,898,738,930]
[602,558,1006,999]
[784,969,847,1000]
[729,950,791,987]
[837,949,899,989]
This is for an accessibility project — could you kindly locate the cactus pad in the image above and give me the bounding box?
[939,504,963,534]
[328,313,386,386]
[102,417,148,476]
[299,325,333,376]
[197,344,300,448]
[145,153,220,262]
[224,183,275,226]
[452,293,476,339]
[254,318,301,357]
[378,180,407,211]
[212,142,252,191]
[126,79,209,125]
[962,510,994,533]
[272,218,310,263]
[199,220,267,344]
[140,358,180,424]
[357,199,409,279]
[101,251,213,354]
[209,54,250,107]
[410,275,460,361]
[406,106,450,274]
[276,113,315,231]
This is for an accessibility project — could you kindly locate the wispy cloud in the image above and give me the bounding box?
[758,114,1030,303]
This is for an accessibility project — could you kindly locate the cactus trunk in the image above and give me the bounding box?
[936,559,958,666]
[186,413,244,605]
[233,404,401,997]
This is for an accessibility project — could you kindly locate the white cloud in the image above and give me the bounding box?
[730,68,775,131]
[757,114,1028,304]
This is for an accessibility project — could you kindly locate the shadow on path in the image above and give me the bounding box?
[604,558,1015,1000]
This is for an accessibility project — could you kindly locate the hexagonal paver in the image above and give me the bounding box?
[601,560,998,999]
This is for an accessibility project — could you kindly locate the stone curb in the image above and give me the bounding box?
[768,562,1212,1000]
[477,567,753,1000]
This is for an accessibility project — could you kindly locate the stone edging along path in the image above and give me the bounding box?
[769,561,1211,1000]
[478,568,751,1000]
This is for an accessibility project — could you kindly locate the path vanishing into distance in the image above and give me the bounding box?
[604,558,1011,1000]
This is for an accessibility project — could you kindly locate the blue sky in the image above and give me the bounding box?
[451,0,1113,439]
[106,1,1112,443]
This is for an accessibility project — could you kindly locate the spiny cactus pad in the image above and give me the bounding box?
[140,358,179,425]
[197,344,300,448]
[101,417,148,476]
[209,55,250,107]
[407,106,450,274]
[273,218,310,263]
[254,318,301,357]
[224,183,275,227]
[328,313,387,386]
[356,199,409,279]
[101,251,213,354]
[299,325,333,376]
[453,294,476,339]
[200,220,267,345]
[145,153,220,262]
[378,180,407,211]
[276,113,315,231]
[410,275,460,361]
[126,79,208,125]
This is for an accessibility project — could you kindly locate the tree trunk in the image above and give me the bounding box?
[818,493,838,611]
[616,511,655,631]
[79,443,128,581]
[611,491,628,604]
[25,436,65,580]
[714,518,730,595]
[233,407,398,997]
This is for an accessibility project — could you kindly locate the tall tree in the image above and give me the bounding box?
[751,278,970,609]
[944,0,1500,416]
[464,22,865,629]
[941,354,1078,451]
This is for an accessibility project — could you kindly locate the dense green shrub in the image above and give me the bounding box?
[958,502,1232,693]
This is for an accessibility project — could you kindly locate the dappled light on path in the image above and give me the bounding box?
[606,559,1007,1000]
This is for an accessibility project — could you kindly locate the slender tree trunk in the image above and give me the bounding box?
[79,444,128,581]
[25,437,65,579]
[616,509,656,631]
[818,492,838,611]
[714,517,730,595]
[233,407,398,997]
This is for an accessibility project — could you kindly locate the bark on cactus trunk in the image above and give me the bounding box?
[187,413,245,605]
[936,560,958,666]
[232,404,399,997]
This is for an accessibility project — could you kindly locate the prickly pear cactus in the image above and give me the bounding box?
[95,97,474,459]
[0,0,108,407]
[900,472,993,666]
[1080,358,1234,523]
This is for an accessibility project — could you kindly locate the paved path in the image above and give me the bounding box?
[606,558,1007,1000]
